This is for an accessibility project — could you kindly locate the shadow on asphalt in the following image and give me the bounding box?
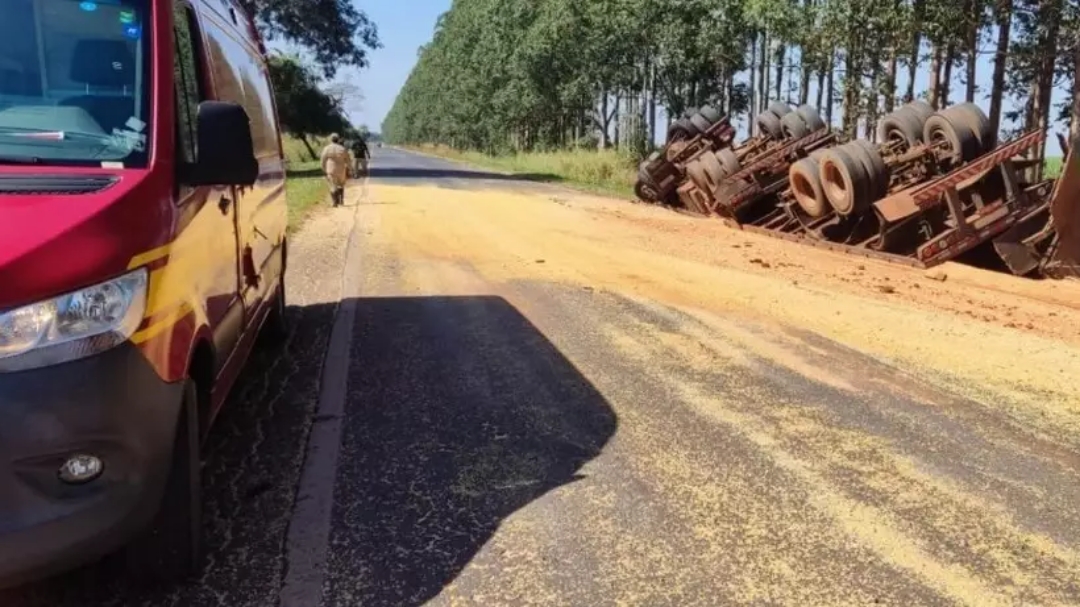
[325,295,617,606]
[288,166,565,183]
[2,296,617,607]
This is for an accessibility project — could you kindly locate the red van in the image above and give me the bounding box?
[0,0,289,587]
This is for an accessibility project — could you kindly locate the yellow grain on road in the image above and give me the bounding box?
[351,179,1080,606]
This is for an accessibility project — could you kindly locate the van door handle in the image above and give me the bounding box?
[218,196,232,214]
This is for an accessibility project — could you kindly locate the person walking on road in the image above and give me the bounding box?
[320,133,350,207]
[350,136,370,178]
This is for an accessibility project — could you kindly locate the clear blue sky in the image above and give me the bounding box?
[278,3,1070,155]
[340,1,450,133]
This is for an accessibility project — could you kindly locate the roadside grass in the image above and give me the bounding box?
[405,144,637,198]
[283,135,328,232]
[1045,156,1063,179]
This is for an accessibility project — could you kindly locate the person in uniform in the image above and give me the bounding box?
[350,136,370,177]
[319,133,350,207]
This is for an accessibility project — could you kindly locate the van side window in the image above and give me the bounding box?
[173,3,204,165]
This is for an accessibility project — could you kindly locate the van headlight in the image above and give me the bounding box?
[0,268,148,372]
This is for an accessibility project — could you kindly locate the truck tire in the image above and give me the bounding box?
[768,101,793,117]
[689,113,712,133]
[698,105,722,124]
[790,157,828,218]
[717,147,741,175]
[851,140,890,200]
[685,157,713,194]
[877,109,923,150]
[924,113,980,164]
[667,117,699,142]
[795,104,827,132]
[682,106,700,119]
[697,150,727,191]
[905,100,935,125]
[635,179,661,203]
[125,379,202,584]
[820,146,872,216]
[756,111,783,140]
[780,111,810,140]
[942,102,995,153]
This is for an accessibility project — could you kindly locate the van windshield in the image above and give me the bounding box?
[0,0,151,167]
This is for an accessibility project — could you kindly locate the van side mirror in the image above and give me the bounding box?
[184,101,259,186]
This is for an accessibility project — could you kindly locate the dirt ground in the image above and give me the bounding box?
[362,182,1080,445]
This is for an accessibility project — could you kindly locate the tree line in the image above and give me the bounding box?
[381,0,1080,166]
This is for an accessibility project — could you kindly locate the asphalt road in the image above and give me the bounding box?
[5,147,1080,606]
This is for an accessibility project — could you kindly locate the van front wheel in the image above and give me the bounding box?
[125,379,202,584]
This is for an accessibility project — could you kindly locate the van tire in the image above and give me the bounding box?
[261,280,289,345]
[125,379,202,585]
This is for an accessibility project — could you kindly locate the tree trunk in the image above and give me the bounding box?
[941,43,955,107]
[1032,0,1063,173]
[928,44,942,108]
[599,91,610,148]
[299,134,316,160]
[648,64,657,146]
[885,48,898,113]
[867,60,881,141]
[842,45,860,138]
[965,0,980,103]
[749,33,758,133]
[1072,26,1080,140]
[816,51,826,111]
[906,0,924,102]
[988,0,1011,138]
[825,47,835,126]
[613,94,621,148]
[759,31,769,113]
[775,43,786,100]
[800,49,812,105]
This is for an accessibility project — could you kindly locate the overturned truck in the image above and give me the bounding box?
[635,100,1080,280]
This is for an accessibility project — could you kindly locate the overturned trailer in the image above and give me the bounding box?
[636,98,1080,280]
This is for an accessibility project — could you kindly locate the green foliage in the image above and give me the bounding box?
[240,0,380,77]
[385,0,1080,159]
[268,54,351,156]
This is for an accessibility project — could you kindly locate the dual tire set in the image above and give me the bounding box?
[681,102,829,198]
[788,101,996,220]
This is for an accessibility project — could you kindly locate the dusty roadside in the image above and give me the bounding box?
[360,181,1080,445]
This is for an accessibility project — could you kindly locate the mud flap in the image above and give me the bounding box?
[992,205,1052,276]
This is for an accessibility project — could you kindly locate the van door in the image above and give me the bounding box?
[174,1,244,365]
[199,16,284,317]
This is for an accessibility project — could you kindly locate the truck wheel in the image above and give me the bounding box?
[924,113,980,164]
[780,111,810,140]
[904,100,935,126]
[756,111,783,140]
[685,158,713,194]
[634,179,661,203]
[768,101,793,117]
[795,104,827,132]
[689,113,712,133]
[125,379,202,584]
[942,102,995,152]
[851,140,890,200]
[820,146,872,216]
[717,147,741,175]
[698,105,722,125]
[790,157,828,218]
[697,150,727,191]
[877,110,923,151]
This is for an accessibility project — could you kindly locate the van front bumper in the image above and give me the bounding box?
[0,343,183,589]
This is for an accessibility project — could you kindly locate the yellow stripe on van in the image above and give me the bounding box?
[131,301,193,344]
[127,244,172,269]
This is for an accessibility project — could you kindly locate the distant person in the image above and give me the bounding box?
[350,136,370,177]
[320,133,350,207]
